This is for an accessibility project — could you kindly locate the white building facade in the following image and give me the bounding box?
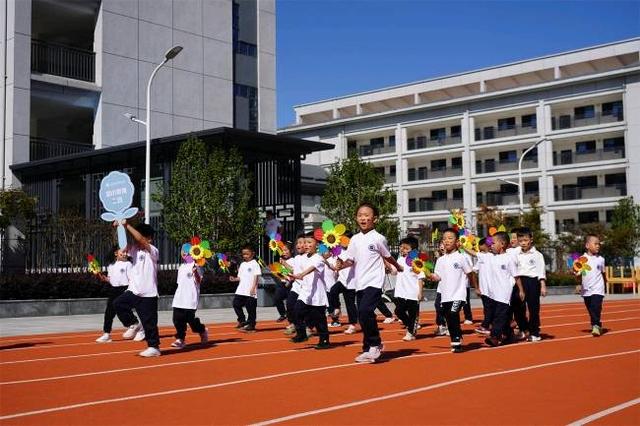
[1,0,276,188]
[280,39,640,239]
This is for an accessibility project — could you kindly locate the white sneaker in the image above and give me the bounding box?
[416,324,422,330]
[138,347,161,357]
[170,339,185,349]
[463,320,473,325]
[528,335,542,342]
[367,344,383,361]
[95,333,111,343]
[354,351,374,363]
[435,325,448,336]
[402,331,416,341]
[200,329,209,344]
[383,317,395,324]
[344,324,357,334]
[306,327,314,336]
[123,323,142,339]
[133,329,146,342]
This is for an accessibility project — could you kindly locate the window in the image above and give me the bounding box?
[432,190,447,200]
[234,84,257,98]
[497,117,515,131]
[476,192,483,205]
[603,137,624,152]
[499,150,517,163]
[374,167,385,177]
[450,125,461,138]
[577,176,597,188]
[602,101,623,119]
[430,128,446,141]
[484,158,496,173]
[418,197,429,211]
[474,128,481,140]
[483,126,495,140]
[369,137,384,148]
[347,140,357,156]
[388,135,396,147]
[576,140,596,154]
[234,40,257,57]
[574,105,595,120]
[452,188,463,199]
[407,138,415,150]
[389,165,396,177]
[522,147,538,162]
[524,181,539,193]
[562,219,576,231]
[409,198,416,212]
[451,157,462,169]
[432,221,449,231]
[606,210,614,223]
[418,167,427,180]
[500,184,518,194]
[475,160,482,174]
[416,136,427,149]
[578,211,599,224]
[408,168,416,181]
[604,173,626,186]
[521,114,537,128]
[430,159,446,171]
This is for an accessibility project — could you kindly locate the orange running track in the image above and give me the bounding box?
[0,299,638,425]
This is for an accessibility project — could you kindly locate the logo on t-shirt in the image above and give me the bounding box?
[120,268,125,274]
[368,244,376,251]
[247,267,252,273]
[138,254,145,262]
[187,272,193,278]
[453,262,461,269]
[529,259,536,266]
[501,264,507,270]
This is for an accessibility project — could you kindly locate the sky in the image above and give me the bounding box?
[276,0,640,128]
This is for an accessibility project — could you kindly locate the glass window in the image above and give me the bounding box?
[497,117,515,130]
[521,114,537,128]
[451,157,462,169]
[432,190,447,200]
[388,135,396,147]
[522,147,538,162]
[430,128,446,140]
[408,168,416,181]
[603,137,624,152]
[578,211,599,224]
[476,192,483,205]
[606,210,614,223]
[577,176,597,187]
[418,167,427,180]
[409,198,416,212]
[452,188,463,199]
[576,140,596,154]
[574,105,595,120]
[430,159,446,171]
[389,165,396,177]
[370,137,384,148]
[524,181,539,193]
[416,136,427,149]
[407,138,415,151]
[483,126,495,140]
[485,159,495,173]
[604,173,626,186]
[602,101,623,118]
[499,150,517,163]
[450,125,461,138]
[234,40,257,57]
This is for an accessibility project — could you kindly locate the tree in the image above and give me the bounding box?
[320,155,399,245]
[0,188,36,231]
[606,197,640,264]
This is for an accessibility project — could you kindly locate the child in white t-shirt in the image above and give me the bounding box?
[323,253,340,327]
[170,248,208,349]
[280,235,306,335]
[113,222,162,357]
[95,245,140,343]
[577,234,607,336]
[290,232,331,349]
[428,228,475,353]
[338,202,404,363]
[391,237,425,341]
[230,245,262,332]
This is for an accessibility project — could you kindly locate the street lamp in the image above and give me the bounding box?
[124,45,183,224]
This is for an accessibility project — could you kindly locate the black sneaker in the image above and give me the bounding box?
[451,345,463,353]
[484,336,500,347]
[241,324,256,333]
[315,340,331,350]
[276,316,287,322]
[290,335,308,343]
[235,321,247,329]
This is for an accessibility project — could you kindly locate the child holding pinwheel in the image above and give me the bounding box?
[230,244,262,332]
[271,241,293,322]
[170,237,211,349]
[575,234,607,336]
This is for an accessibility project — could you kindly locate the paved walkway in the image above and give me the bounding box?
[0,293,636,337]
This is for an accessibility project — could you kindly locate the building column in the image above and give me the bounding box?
[541,209,556,240]
[338,131,347,159]
[462,112,473,224]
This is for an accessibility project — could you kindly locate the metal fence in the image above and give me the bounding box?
[31,39,96,83]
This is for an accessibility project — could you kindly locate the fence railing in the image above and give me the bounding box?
[474,124,537,141]
[31,39,96,82]
[475,158,538,174]
[408,198,463,213]
[407,135,462,151]
[552,148,625,166]
[30,137,93,161]
[408,166,463,182]
[551,112,623,130]
[555,184,627,201]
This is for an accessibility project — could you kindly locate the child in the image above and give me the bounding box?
[391,236,425,341]
[329,243,359,334]
[472,238,492,335]
[95,245,140,343]
[323,252,340,327]
[577,234,607,336]
[338,202,404,363]
[113,221,161,357]
[281,234,306,335]
[170,247,208,349]
[428,228,475,353]
[433,241,448,336]
[290,232,331,349]
[230,244,262,332]
[484,231,524,347]
[273,242,293,322]
[515,227,547,342]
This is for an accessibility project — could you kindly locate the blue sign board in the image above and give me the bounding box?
[99,171,139,249]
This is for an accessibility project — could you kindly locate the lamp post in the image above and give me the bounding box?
[124,45,182,224]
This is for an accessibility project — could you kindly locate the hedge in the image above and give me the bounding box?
[0,270,238,300]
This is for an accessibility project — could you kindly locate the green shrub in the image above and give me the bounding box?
[546,272,578,287]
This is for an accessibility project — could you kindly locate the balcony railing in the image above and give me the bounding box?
[31,39,95,82]
[408,166,463,182]
[555,184,627,201]
[475,158,538,174]
[474,124,537,141]
[551,112,623,130]
[348,144,396,157]
[409,198,463,213]
[384,174,396,184]
[407,135,462,151]
[552,148,625,166]
[478,191,539,206]
[30,137,94,161]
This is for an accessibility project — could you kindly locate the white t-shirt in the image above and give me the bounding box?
[265,218,282,236]
[289,254,306,294]
[434,251,473,303]
[473,252,492,296]
[128,244,159,297]
[394,255,425,301]
[297,254,328,307]
[338,261,356,290]
[463,253,473,288]
[506,246,522,256]
[173,262,202,309]
[235,259,262,298]
[580,253,605,297]
[516,247,546,280]
[107,260,131,287]
[488,252,518,305]
[323,256,338,291]
[339,229,390,291]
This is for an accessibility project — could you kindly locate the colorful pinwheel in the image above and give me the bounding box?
[315,220,350,256]
[431,228,440,244]
[217,253,231,273]
[269,262,292,281]
[448,209,465,232]
[181,236,213,267]
[485,224,506,246]
[458,228,477,251]
[405,249,434,275]
[572,256,591,276]
[86,254,101,275]
[567,252,580,269]
[268,232,286,255]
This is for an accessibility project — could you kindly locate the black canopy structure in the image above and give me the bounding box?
[11,127,333,269]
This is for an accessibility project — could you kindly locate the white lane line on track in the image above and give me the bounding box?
[1,314,638,367]
[251,349,640,426]
[2,337,638,421]
[566,397,640,425]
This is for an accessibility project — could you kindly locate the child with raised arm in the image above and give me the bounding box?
[337,202,404,363]
[515,227,547,342]
[281,234,306,335]
[392,236,425,341]
[290,232,331,349]
[113,221,161,357]
[273,242,293,323]
[229,244,261,333]
[577,234,607,337]
[471,238,492,335]
[428,228,475,353]
[170,246,208,349]
[95,245,140,343]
